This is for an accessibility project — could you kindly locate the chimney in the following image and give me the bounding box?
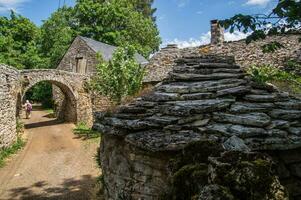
[210,20,224,45]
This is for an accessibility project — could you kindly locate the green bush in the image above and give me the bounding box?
[89,46,145,103]
[247,64,301,96]
[25,81,54,108]
[0,136,25,167]
[247,65,296,84]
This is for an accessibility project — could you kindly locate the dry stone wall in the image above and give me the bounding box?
[21,69,93,126]
[0,65,20,148]
[94,55,301,199]
[143,34,301,83]
[0,67,94,150]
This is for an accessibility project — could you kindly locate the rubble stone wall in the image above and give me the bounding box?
[0,65,20,148]
[57,36,97,75]
[143,34,301,83]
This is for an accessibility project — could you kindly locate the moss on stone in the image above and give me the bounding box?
[171,164,208,200]
[169,140,223,173]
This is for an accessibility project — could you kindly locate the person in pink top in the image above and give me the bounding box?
[24,100,32,119]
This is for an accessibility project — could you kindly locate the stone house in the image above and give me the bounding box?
[54,36,148,113]
[56,36,148,74]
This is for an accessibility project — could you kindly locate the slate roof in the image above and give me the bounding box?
[79,36,148,65]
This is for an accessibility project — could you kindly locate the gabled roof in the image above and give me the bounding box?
[78,36,148,64]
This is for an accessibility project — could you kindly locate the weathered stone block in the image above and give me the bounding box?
[213,112,271,127]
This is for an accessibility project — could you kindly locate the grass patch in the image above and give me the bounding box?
[45,109,54,114]
[73,122,100,139]
[0,136,26,168]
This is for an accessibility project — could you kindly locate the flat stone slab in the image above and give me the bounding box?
[244,94,286,102]
[163,99,234,115]
[269,109,301,120]
[125,130,205,152]
[170,72,245,81]
[228,125,267,138]
[230,102,274,113]
[213,112,271,127]
[216,86,250,97]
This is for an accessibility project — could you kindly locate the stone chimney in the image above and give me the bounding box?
[210,20,224,45]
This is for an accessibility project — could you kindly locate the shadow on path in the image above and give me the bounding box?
[7,175,101,200]
[24,119,64,129]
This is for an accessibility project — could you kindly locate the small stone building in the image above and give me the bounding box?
[57,36,148,75]
[94,54,301,199]
[54,36,148,114]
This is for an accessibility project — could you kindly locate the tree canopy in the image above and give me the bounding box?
[74,0,160,57]
[0,12,46,69]
[221,0,301,48]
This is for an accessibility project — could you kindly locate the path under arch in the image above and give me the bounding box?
[0,107,101,200]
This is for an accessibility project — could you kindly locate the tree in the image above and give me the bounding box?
[221,0,301,50]
[0,11,45,69]
[73,0,161,57]
[128,0,157,21]
[40,6,77,68]
[91,0,156,20]
[89,46,145,103]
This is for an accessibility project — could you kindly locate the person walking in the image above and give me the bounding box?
[24,100,32,119]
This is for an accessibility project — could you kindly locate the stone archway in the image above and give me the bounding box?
[20,69,93,126]
[22,80,78,123]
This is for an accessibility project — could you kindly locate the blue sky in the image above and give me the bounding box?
[0,0,277,48]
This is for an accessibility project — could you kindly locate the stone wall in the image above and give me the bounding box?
[94,55,301,199]
[199,34,301,69]
[100,135,170,199]
[143,34,301,83]
[57,37,97,75]
[21,69,93,126]
[0,67,93,150]
[0,65,20,149]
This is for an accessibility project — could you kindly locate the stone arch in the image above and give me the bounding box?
[22,80,77,122]
[20,69,93,126]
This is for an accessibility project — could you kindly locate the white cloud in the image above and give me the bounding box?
[0,0,29,13]
[176,0,190,8]
[163,31,249,49]
[245,0,270,6]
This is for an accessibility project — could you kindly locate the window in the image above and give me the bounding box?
[75,57,87,74]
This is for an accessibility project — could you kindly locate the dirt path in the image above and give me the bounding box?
[0,109,100,200]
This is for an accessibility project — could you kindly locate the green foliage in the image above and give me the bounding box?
[247,65,296,84]
[40,6,76,68]
[261,41,284,53]
[0,136,25,168]
[25,82,53,108]
[16,119,24,134]
[73,122,100,139]
[89,46,145,103]
[73,0,160,57]
[247,64,301,96]
[221,0,301,51]
[0,11,47,69]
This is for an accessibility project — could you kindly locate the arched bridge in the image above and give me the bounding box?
[20,69,93,126]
